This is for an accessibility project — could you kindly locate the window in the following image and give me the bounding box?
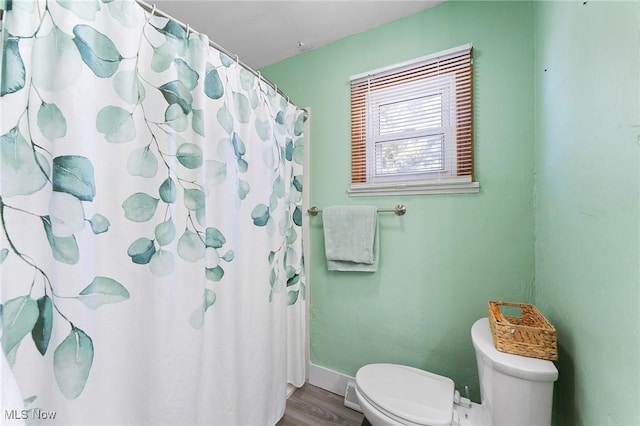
[349,44,479,196]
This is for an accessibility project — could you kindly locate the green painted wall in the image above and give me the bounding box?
[533,1,640,425]
[263,1,535,398]
[264,0,640,423]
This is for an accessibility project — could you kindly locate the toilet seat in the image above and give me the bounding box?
[355,364,455,426]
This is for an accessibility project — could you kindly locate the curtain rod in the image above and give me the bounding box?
[134,0,296,107]
[307,204,407,216]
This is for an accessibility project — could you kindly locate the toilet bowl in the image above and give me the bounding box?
[355,318,558,426]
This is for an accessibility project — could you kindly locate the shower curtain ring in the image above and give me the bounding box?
[235,54,239,65]
[151,4,156,16]
[186,24,190,36]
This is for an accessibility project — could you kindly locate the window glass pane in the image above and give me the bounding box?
[374,134,444,176]
[378,93,442,136]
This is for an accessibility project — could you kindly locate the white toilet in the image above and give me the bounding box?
[355,318,558,426]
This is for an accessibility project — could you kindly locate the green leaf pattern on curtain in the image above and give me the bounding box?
[0,0,305,403]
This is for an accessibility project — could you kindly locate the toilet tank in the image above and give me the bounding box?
[471,318,558,426]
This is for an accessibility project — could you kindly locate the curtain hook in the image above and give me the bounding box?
[185,24,190,36]
[234,54,239,65]
[274,84,277,94]
[287,96,290,103]
[145,4,157,24]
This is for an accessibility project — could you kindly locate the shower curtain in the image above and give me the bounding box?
[0,1,306,425]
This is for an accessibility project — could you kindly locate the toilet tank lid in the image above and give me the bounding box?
[472,318,558,382]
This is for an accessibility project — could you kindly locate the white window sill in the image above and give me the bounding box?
[347,180,480,197]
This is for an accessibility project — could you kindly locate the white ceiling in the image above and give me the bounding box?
[153,1,443,69]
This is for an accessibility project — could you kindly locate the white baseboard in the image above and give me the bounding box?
[308,363,355,397]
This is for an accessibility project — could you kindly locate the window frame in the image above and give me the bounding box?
[366,74,457,183]
[348,44,479,196]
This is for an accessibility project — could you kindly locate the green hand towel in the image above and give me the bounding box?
[323,205,378,272]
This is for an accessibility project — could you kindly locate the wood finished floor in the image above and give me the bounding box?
[277,383,364,426]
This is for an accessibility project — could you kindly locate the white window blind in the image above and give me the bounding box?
[350,44,476,193]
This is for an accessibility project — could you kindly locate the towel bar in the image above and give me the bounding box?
[307,204,406,216]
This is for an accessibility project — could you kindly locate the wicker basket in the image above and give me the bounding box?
[488,301,558,361]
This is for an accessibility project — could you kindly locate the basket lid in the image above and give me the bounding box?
[356,364,454,426]
[472,318,558,382]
